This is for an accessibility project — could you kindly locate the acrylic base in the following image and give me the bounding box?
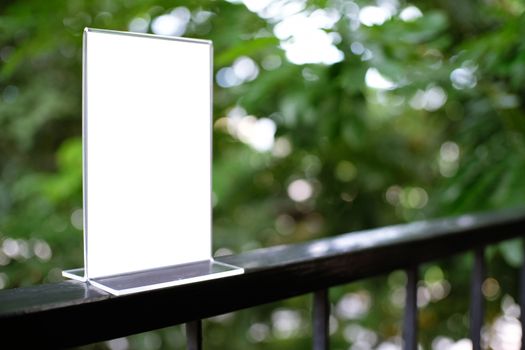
[62,260,243,296]
[62,268,87,282]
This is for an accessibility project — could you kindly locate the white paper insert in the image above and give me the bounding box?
[84,29,212,278]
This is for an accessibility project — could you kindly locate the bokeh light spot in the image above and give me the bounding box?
[287,179,313,202]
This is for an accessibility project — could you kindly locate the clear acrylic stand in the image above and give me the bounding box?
[62,28,243,295]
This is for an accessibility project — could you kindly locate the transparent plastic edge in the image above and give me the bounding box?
[90,267,244,296]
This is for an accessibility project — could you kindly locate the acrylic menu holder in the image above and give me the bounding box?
[62,28,243,296]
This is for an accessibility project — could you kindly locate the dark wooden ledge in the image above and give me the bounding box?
[1,209,524,348]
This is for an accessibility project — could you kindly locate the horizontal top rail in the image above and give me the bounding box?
[1,208,524,348]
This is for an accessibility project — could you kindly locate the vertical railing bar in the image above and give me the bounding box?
[313,289,330,350]
[470,246,485,350]
[519,238,525,350]
[403,265,418,350]
[186,320,202,350]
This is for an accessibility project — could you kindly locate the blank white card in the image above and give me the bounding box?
[84,29,212,278]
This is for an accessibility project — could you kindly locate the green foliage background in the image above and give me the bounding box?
[1,0,525,349]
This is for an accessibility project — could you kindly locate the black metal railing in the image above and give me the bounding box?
[1,209,525,349]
